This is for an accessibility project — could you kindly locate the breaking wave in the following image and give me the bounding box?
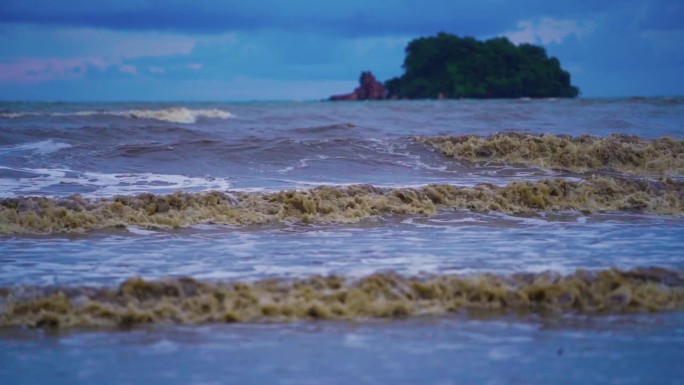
[0,140,71,156]
[0,107,234,124]
[418,133,684,175]
[0,166,233,198]
[1,176,682,234]
[2,267,682,328]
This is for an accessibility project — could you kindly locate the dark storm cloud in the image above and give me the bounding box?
[0,0,611,37]
[2,0,682,98]
[635,0,684,31]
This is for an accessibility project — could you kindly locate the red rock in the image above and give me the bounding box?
[329,71,386,101]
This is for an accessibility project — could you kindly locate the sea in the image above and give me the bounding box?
[1,98,683,384]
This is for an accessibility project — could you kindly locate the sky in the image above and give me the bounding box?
[1,0,683,101]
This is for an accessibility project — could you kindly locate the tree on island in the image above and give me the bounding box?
[385,33,579,99]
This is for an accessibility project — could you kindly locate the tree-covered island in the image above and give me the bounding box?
[330,33,579,100]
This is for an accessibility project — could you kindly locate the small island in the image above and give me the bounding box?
[330,33,579,100]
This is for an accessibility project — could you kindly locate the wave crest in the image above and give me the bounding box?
[1,176,682,234]
[0,107,234,124]
[418,133,684,175]
[2,267,682,328]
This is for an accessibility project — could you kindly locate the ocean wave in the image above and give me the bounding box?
[0,107,234,124]
[0,166,232,199]
[1,176,682,234]
[2,267,682,328]
[0,140,71,156]
[417,133,684,175]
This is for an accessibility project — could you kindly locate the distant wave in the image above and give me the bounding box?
[0,140,71,156]
[418,133,684,176]
[0,107,234,124]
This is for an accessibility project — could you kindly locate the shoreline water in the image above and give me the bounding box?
[1,98,683,383]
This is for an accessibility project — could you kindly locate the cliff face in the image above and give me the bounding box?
[329,71,386,101]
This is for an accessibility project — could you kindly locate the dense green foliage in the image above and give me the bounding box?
[385,33,579,99]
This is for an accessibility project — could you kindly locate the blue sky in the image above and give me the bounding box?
[1,0,682,101]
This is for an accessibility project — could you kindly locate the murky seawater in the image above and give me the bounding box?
[2,314,684,385]
[1,98,683,383]
[1,214,684,286]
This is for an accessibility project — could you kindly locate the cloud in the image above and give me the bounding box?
[148,66,166,74]
[634,0,684,32]
[50,27,197,59]
[178,30,410,82]
[1,0,591,37]
[0,24,198,59]
[118,64,138,75]
[2,1,683,98]
[0,24,200,83]
[350,36,411,57]
[639,30,684,62]
[0,56,107,82]
[505,17,596,45]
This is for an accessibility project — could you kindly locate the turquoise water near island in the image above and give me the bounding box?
[1,98,683,384]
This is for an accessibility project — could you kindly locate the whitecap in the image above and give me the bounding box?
[126,226,160,235]
[0,140,71,155]
[80,108,234,124]
[0,166,232,198]
[0,107,234,124]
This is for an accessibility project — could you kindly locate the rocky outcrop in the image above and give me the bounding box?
[329,71,386,101]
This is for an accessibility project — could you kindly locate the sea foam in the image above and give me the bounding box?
[2,267,683,328]
[1,176,682,234]
[418,133,684,176]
